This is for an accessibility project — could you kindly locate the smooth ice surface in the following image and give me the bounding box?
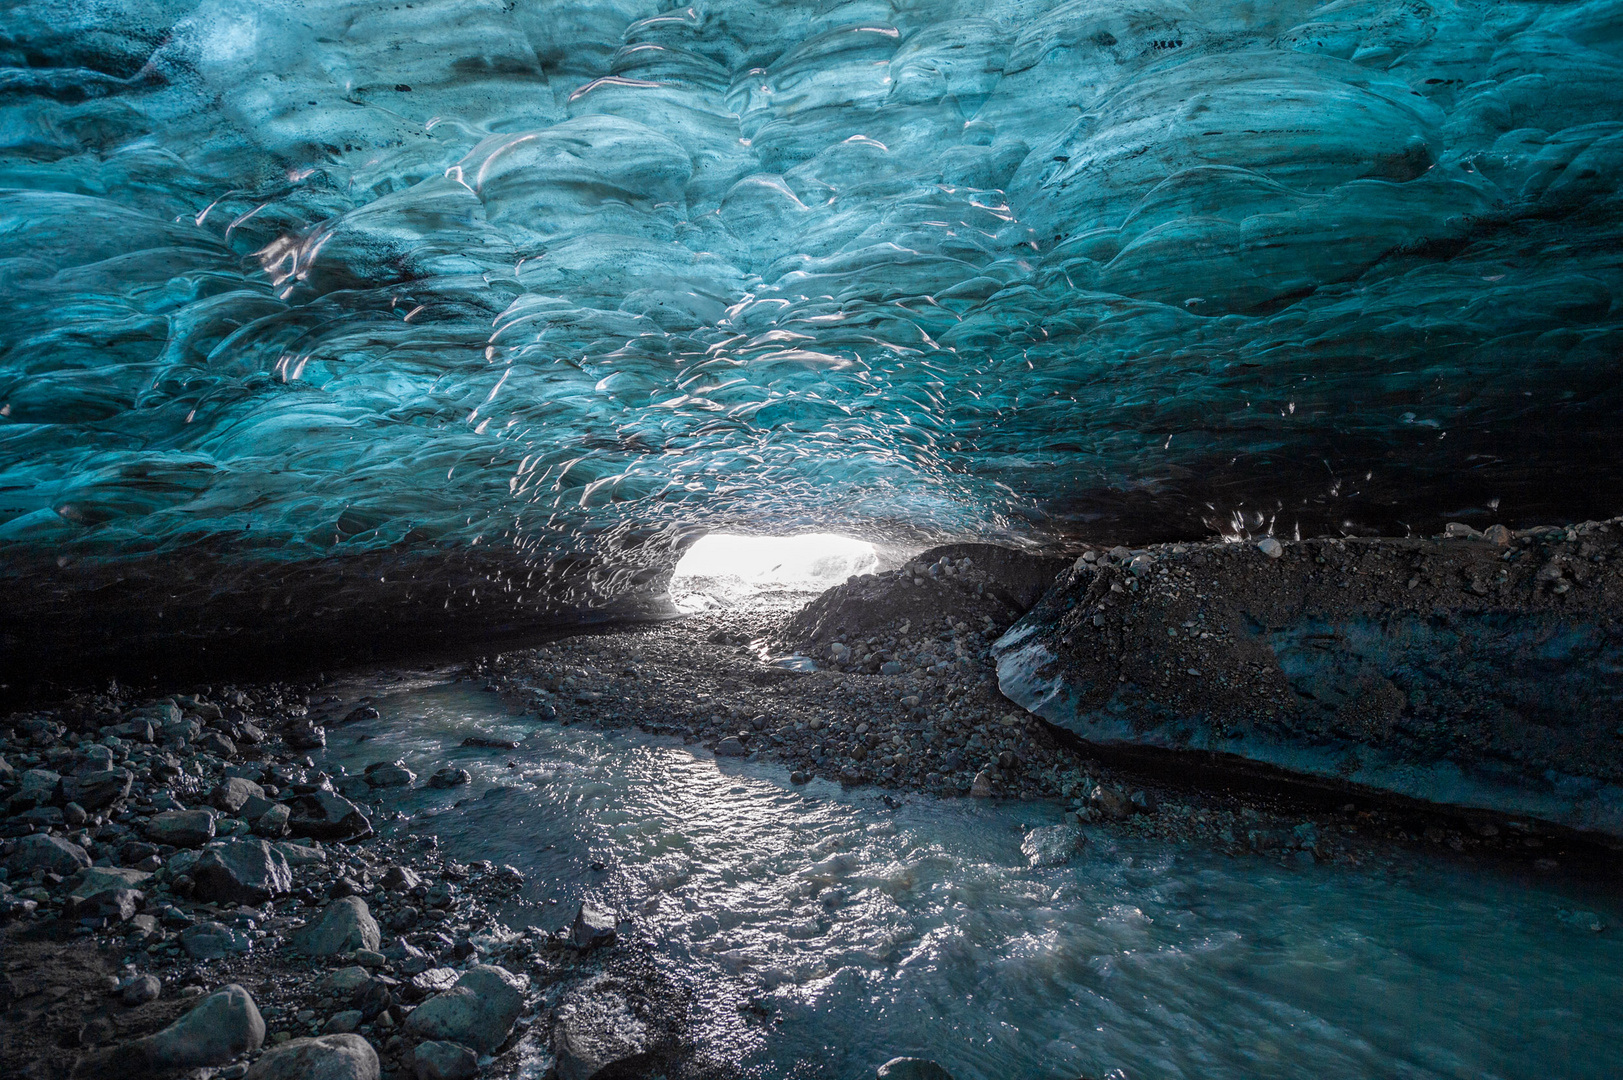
[320,683,1623,1079]
[2,1,1623,634]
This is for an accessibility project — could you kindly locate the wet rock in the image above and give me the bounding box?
[243,1033,379,1080]
[551,977,651,1080]
[212,777,267,814]
[1020,824,1086,867]
[122,974,161,1006]
[714,736,747,757]
[877,1059,955,1080]
[570,901,617,948]
[63,767,133,811]
[364,760,416,788]
[461,736,519,750]
[404,964,526,1054]
[286,724,328,750]
[380,865,420,890]
[285,791,372,842]
[193,838,293,905]
[1088,786,1132,821]
[411,1040,478,1080]
[292,897,381,956]
[6,833,92,875]
[180,921,255,959]
[145,809,217,848]
[969,770,993,798]
[76,984,264,1078]
[428,767,472,789]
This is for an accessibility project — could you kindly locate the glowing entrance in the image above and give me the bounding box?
[670,532,880,609]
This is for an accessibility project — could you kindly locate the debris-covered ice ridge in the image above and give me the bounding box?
[2,0,1622,639]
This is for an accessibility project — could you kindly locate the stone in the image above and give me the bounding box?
[412,1039,478,1080]
[63,767,133,811]
[324,1010,363,1034]
[77,984,264,1078]
[5,833,91,875]
[285,724,328,750]
[67,866,150,898]
[551,977,651,1080]
[192,838,293,905]
[404,964,526,1054]
[197,731,238,758]
[145,809,217,848]
[285,791,372,842]
[16,767,60,804]
[212,777,267,814]
[1257,537,1284,558]
[1020,824,1086,867]
[570,901,617,948]
[243,1034,379,1080]
[122,974,161,1006]
[363,760,416,788]
[1089,786,1132,821]
[969,770,993,798]
[181,921,255,959]
[254,803,292,837]
[291,897,381,956]
[427,767,472,789]
[68,888,144,923]
[877,1059,955,1080]
[274,840,326,866]
[713,737,747,757]
[380,865,420,890]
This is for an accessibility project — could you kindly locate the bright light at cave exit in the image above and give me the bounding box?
[671,533,880,597]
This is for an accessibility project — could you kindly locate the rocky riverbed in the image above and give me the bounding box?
[2,541,1618,1080]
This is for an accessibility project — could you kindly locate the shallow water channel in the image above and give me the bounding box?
[318,681,1622,1080]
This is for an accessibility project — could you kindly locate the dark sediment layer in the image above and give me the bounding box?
[994,519,1623,840]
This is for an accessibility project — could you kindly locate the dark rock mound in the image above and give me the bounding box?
[994,520,1623,838]
[782,544,1068,660]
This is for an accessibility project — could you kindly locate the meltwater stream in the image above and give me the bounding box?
[319,682,1622,1080]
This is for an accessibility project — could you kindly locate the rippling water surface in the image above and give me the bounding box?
[319,683,1622,1080]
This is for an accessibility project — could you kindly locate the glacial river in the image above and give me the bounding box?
[318,681,1622,1080]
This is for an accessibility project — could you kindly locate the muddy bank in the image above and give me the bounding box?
[994,519,1623,841]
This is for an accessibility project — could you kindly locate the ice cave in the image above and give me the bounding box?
[1,2,1621,1079]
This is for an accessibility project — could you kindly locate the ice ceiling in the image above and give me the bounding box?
[2,1,1622,665]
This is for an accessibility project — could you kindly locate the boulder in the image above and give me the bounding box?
[180,921,255,959]
[145,809,216,848]
[253,803,292,837]
[1020,824,1086,867]
[274,840,326,866]
[570,902,617,949]
[412,1039,478,1080]
[67,866,150,898]
[211,777,267,814]
[243,1033,379,1080]
[427,767,471,789]
[404,964,526,1054]
[713,737,747,757]
[6,833,91,875]
[76,984,264,1078]
[122,973,161,1006]
[551,978,652,1080]
[67,888,143,923]
[285,791,372,842]
[14,768,60,806]
[63,767,133,810]
[291,897,381,956]
[363,760,416,788]
[192,838,293,905]
[877,1059,956,1080]
[380,865,420,890]
[196,731,237,758]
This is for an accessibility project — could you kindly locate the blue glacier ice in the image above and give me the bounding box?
[1,0,1621,663]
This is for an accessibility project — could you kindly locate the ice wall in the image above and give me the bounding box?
[1,1,1621,668]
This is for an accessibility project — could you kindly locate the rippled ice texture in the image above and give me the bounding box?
[3,1,1623,623]
[322,684,1623,1079]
